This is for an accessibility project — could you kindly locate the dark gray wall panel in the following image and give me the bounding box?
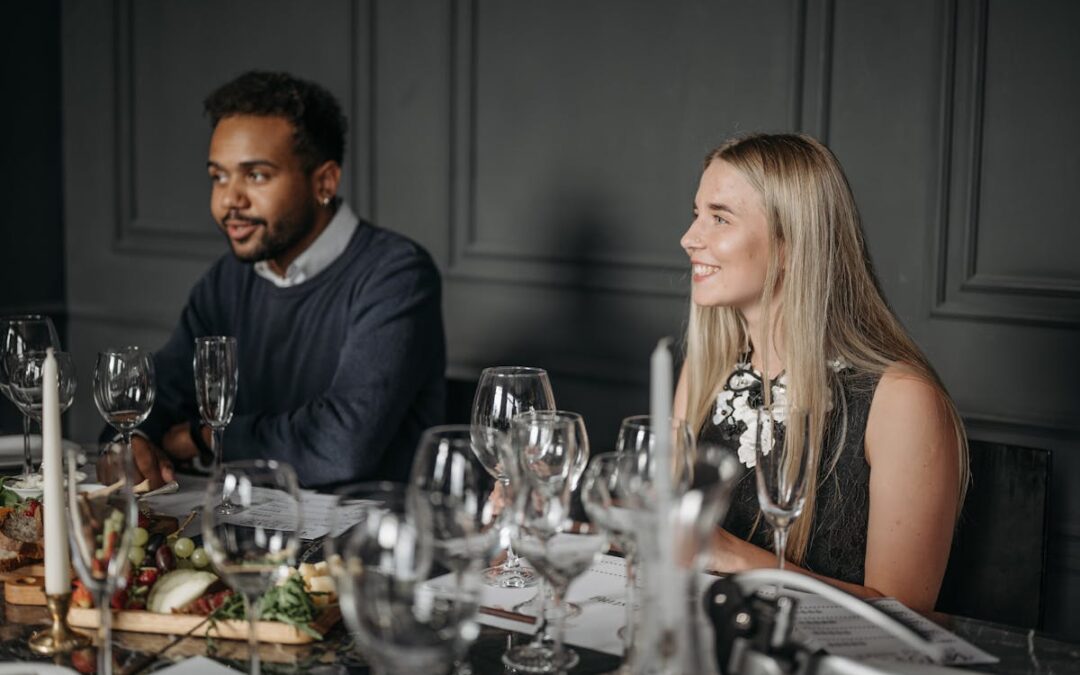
[56,0,1080,638]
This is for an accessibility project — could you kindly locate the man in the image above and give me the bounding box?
[127,71,445,489]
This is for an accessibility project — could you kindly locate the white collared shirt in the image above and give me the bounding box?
[254,202,359,287]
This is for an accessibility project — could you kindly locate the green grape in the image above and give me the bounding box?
[190,547,209,569]
[172,537,195,559]
[129,547,146,566]
[132,527,149,547]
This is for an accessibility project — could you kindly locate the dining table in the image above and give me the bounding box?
[2,455,1079,674]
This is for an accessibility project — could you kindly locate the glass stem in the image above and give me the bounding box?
[624,548,637,659]
[244,592,261,675]
[98,591,113,675]
[211,427,223,473]
[550,585,569,669]
[774,526,788,596]
[21,413,33,477]
[531,577,549,645]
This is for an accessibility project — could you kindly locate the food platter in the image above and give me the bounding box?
[1,563,340,645]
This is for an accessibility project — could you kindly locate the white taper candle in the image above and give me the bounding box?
[41,347,71,594]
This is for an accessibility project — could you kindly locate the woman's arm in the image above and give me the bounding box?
[707,367,961,613]
[674,363,689,420]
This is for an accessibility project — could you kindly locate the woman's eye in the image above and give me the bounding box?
[209,173,226,185]
[713,215,728,225]
[249,171,269,182]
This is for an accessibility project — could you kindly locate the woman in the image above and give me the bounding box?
[673,133,967,613]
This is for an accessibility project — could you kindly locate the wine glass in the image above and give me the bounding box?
[582,451,638,662]
[470,366,556,588]
[409,425,504,578]
[511,411,590,632]
[505,411,606,673]
[194,336,239,512]
[615,414,695,476]
[754,404,811,570]
[202,460,301,675]
[0,314,60,485]
[8,350,77,421]
[67,443,138,675]
[332,482,480,675]
[93,347,155,468]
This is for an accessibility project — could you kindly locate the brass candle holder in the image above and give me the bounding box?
[29,591,91,655]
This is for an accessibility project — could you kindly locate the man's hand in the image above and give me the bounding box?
[162,422,203,461]
[99,435,174,490]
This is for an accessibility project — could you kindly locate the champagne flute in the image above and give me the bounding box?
[93,347,155,467]
[0,314,60,485]
[470,366,555,588]
[332,483,480,675]
[754,404,811,571]
[506,411,605,673]
[202,460,301,675]
[194,336,239,512]
[67,443,138,675]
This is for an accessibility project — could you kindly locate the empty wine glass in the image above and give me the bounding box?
[507,408,587,635]
[506,411,605,673]
[582,451,638,661]
[615,414,695,476]
[8,350,77,421]
[67,443,138,675]
[409,425,504,578]
[754,404,811,570]
[202,460,301,675]
[333,482,480,675]
[93,347,155,468]
[194,336,239,512]
[471,366,556,588]
[0,314,60,485]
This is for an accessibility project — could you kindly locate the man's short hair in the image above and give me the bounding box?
[204,71,347,173]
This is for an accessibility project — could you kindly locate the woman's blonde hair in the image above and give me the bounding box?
[683,133,968,565]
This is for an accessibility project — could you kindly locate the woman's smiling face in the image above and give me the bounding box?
[681,159,774,316]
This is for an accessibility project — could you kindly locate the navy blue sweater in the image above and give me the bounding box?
[139,220,446,488]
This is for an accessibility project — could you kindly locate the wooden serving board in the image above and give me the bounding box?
[67,605,341,645]
[2,563,340,644]
[2,562,47,605]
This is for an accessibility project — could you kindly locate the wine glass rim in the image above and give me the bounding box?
[99,345,149,355]
[620,414,688,428]
[195,335,237,344]
[15,348,71,360]
[512,409,582,422]
[479,366,548,377]
[0,314,53,323]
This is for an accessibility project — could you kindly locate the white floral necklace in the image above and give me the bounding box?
[712,356,850,468]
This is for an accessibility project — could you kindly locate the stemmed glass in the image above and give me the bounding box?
[470,366,556,588]
[409,425,504,580]
[93,347,155,467]
[615,414,695,477]
[194,336,239,512]
[332,483,480,675]
[506,411,606,673]
[582,451,638,662]
[8,349,77,443]
[202,460,301,675]
[67,443,139,675]
[754,404,811,570]
[0,315,60,485]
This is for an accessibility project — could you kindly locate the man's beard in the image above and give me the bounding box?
[224,200,318,264]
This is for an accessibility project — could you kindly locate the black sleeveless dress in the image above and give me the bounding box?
[697,360,880,585]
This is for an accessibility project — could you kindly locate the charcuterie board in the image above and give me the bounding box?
[1,564,340,644]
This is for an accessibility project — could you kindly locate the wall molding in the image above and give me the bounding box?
[443,0,828,296]
[931,0,1080,327]
[108,0,375,259]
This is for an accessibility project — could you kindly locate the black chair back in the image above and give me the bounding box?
[936,440,1050,628]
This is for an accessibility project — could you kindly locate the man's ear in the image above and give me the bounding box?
[312,160,342,203]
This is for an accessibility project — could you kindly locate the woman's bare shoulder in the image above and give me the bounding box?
[865,363,957,465]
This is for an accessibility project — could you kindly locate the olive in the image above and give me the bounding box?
[144,532,167,557]
[155,543,176,573]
